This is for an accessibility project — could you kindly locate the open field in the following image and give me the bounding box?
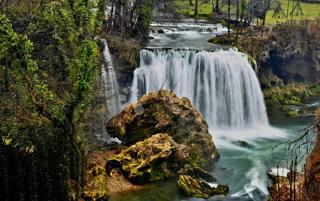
[175,0,320,24]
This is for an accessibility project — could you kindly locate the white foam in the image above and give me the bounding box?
[213,125,287,142]
[207,183,219,188]
[232,160,269,199]
[269,167,291,177]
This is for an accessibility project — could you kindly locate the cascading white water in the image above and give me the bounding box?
[101,39,121,119]
[130,49,269,129]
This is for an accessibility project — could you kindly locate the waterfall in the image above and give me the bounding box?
[130,49,269,129]
[101,39,121,119]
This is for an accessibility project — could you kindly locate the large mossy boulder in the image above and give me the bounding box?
[105,133,189,184]
[178,174,229,198]
[106,90,218,166]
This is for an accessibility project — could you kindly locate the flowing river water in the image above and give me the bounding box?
[104,21,318,201]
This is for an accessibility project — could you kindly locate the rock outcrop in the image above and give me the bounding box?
[178,174,229,198]
[233,21,320,86]
[106,90,218,166]
[106,133,189,184]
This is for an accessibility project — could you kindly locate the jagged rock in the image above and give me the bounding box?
[232,140,255,149]
[231,23,320,85]
[259,68,284,89]
[178,165,217,182]
[178,174,229,199]
[106,90,218,166]
[105,133,189,184]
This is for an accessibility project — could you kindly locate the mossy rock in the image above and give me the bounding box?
[106,133,189,184]
[82,165,109,201]
[178,175,229,199]
[107,90,219,167]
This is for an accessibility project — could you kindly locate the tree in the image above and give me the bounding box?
[272,1,286,19]
[236,0,240,24]
[227,0,231,41]
[195,0,199,16]
[215,0,220,14]
[135,0,154,37]
[0,1,105,199]
[107,0,154,38]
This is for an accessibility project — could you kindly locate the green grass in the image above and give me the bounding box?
[174,0,213,17]
[174,0,320,24]
[265,0,320,24]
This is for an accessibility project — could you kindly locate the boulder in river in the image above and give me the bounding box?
[178,174,229,198]
[106,90,218,166]
[105,133,189,184]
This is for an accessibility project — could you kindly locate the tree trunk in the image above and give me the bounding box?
[195,0,199,16]
[108,0,115,30]
[262,0,269,26]
[212,0,215,14]
[189,0,193,6]
[250,0,253,25]
[236,0,239,25]
[5,57,9,91]
[215,0,220,14]
[228,0,231,42]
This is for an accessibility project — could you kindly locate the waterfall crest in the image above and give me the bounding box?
[101,39,121,119]
[130,49,269,129]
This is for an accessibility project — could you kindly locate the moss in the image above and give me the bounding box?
[105,35,141,71]
[178,175,229,199]
[288,110,299,117]
[82,165,109,201]
[263,84,318,116]
[107,90,219,167]
[208,34,235,46]
[106,133,188,184]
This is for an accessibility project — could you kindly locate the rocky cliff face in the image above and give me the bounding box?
[106,90,219,167]
[237,20,320,87]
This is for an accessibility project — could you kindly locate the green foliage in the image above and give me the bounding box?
[0,0,106,200]
[136,0,154,36]
[263,84,320,116]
